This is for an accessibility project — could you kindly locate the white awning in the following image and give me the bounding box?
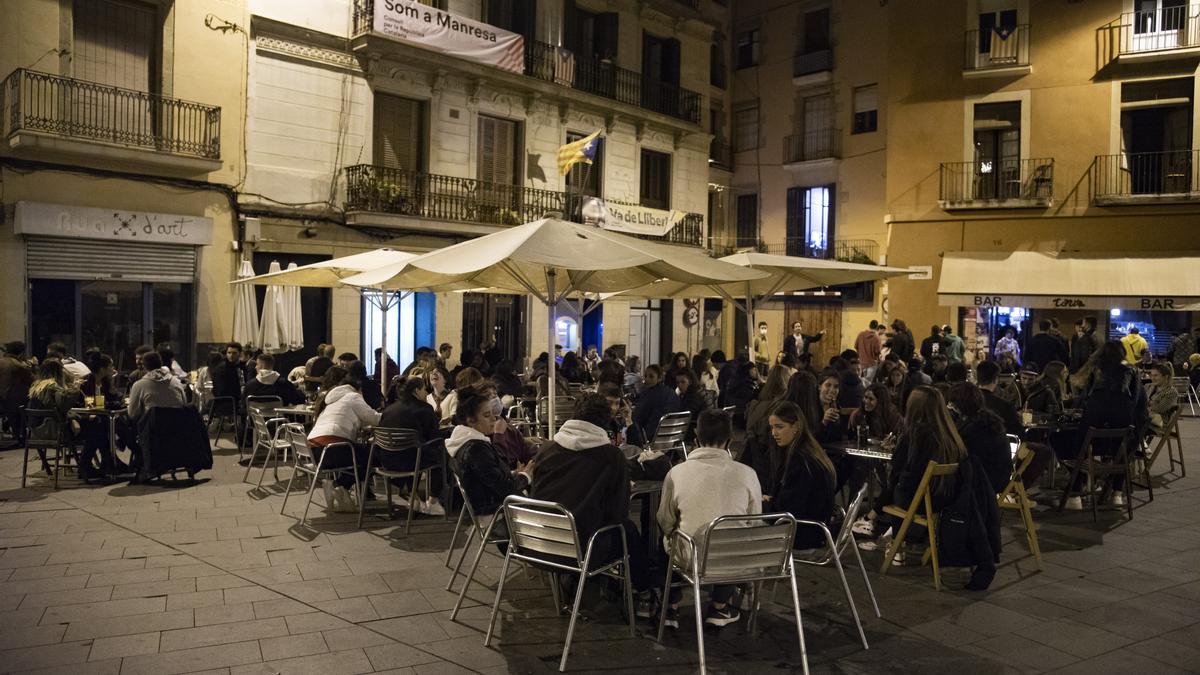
[937,251,1200,311]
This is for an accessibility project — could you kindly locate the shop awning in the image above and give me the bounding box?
[937,251,1200,311]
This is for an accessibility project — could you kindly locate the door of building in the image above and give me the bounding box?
[783,299,843,369]
[462,293,526,366]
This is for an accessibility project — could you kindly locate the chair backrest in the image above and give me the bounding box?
[371,427,420,452]
[536,397,575,435]
[697,514,797,582]
[1172,377,1193,397]
[23,408,65,445]
[285,423,316,466]
[653,411,691,443]
[900,460,960,517]
[1079,426,1133,461]
[1006,434,1021,459]
[248,408,272,440]
[247,396,283,413]
[501,496,583,569]
[207,395,236,416]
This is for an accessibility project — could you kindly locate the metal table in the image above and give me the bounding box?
[69,407,129,479]
[632,480,664,553]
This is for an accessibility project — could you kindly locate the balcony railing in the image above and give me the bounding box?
[793,49,833,78]
[939,157,1054,207]
[524,40,701,124]
[2,68,221,159]
[1107,6,1200,57]
[964,24,1031,71]
[783,129,840,164]
[709,139,732,169]
[1095,149,1200,202]
[344,164,704,245]
[710,237,879,264]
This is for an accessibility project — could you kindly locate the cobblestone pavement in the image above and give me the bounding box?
[0,420,1197,674]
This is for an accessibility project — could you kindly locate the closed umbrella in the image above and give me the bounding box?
[342,217,769,432]
[257,261,287,354]
[232,259,259,347]
[283,262,304,351]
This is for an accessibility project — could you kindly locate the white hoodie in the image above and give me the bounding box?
[307,384,380,442]
[445,424,490,458]
[551,419,610,451]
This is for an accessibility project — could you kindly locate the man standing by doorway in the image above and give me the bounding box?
[752,321,771,376]
[782,320,824,360]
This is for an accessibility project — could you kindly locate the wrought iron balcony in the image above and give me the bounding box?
[1102,6,1200,61]
[793,49,833,78]
[964,24,1031,73]
[2,68,221,161]
[783,129,840,164]
[1095,149,1200,204]
[524,40,701,124]
[939,157,1054,209]
[344,164,704,246]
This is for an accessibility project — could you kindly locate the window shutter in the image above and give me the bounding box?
[374,94,422,171]
[478,115,517,185]
[73,0,156,91]
[854,85,877,114]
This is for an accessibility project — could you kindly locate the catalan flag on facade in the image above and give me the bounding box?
[556,130,602,176]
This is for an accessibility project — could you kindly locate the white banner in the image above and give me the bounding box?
[938,293,1200,312]
[580,197,683,237]
[13,201,214,245]
[373,0,524,74]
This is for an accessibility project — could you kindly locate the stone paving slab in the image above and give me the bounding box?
[0,422,1195,673]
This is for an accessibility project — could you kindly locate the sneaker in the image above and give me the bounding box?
[634,591,656,619]
[1064,496,1083,511]
[1111,493,1126,507]
[891,551,906,567]
[417,498,446,516]
[851,517,876,536]
[662,605,679,629]
[857,533,893,552]
[704,603,741,627]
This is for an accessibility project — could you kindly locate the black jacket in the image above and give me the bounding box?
[211,361,247,401]
[1070,331,1097,372]
[136,406,213,481]
[774,451,837,550]
[956,417,1012,493]
[1025,333,1069,372]
[920,335,948,361]
[937,454,1001,571]
[783,332,822,357]
[889,331,915,363]
[242,376,306,407]
[455,437,528,517]
[836,369,864,409]
[531,437,629,544]
[981,389,1023,438]
[1022,381,1063,415]
[380,397,440,443]
[633,383,681,439]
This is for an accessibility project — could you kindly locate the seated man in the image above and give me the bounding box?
[128,352,187,422]
[976,360,1022,437]
[531,394,652,600]
[657,409,761,628]
[242,353,306,407]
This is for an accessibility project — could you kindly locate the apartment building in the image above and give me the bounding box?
[0,0,244,370]
[246,0,727,371]
[884,0,1200,361]
[711,0,888,366]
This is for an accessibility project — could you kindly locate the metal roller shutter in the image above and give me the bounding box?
[26,237,197,282]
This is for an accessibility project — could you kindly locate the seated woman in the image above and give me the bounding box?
[490,360,526,402]
[378,376,446,516]
[875,360,908,409]
[849,383,905,441]
[307,371,381,512]
[946,382,1012,493]
[425,366,450,420]
[78,353,135,479]
[815,370,848,444]
[27,359,84,476]
[445,389,532,538]
[1023,361,1069,415]
[441,367,483,426]
[674,369,709,443]
[1145,362,1178,435]
[764,401,837,550]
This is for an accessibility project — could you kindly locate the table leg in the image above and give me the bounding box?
[108,415,118,481]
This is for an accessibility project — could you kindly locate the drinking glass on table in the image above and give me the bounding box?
[84,395,95,408]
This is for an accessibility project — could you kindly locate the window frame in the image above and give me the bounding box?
[735,27,760,70]
[734,103,760,152]
[639,148,672,210]
[852,84,878,135]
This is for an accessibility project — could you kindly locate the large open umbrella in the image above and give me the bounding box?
[258,261,287,353]
[231,248,420,397]
[614,251,917,362]
[233,259,260,347]
[342,217,770,432]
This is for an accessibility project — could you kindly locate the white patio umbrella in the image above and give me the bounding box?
[283,262,304,351]
[613,251,918,361]
[342,217,770,432]
[257,261,288,354]
[231,248,421,397]
[232,259,260,347]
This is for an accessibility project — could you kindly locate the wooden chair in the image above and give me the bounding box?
[1143,408,1186,481]
[998,443,1042,568]
[1057,426,1135,521]
[879,460,959,591]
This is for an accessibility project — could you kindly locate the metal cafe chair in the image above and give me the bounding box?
[786,484,880,650]
[535,396,575,437]
[444,459,506,593]
[280,423,361,526]
[1172,376,1198,417]
[469,496,636,673]
[204,395,241,455]
[656,513,809,675]
[243,406,288,485]
[649,411,691,460]
[357,427,441,534]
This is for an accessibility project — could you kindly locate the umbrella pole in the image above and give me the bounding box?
[380,292,390,401]
[547,269,558,436]
[745,281,756,364]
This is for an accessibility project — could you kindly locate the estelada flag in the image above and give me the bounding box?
[556,130,602,176]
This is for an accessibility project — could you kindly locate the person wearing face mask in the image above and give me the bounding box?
[445,389,532,530]
[752,321,771,376]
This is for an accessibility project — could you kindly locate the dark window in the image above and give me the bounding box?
[640,149,672,209]
[803,8,831,54]
[736,193,758,244]
[566,131,603,197]
[566,3,618,60]
[735,28,760,69]
[484,0,535,38]
[786,185,835,258]
[710,35,727,88]
[852,84,878,135]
